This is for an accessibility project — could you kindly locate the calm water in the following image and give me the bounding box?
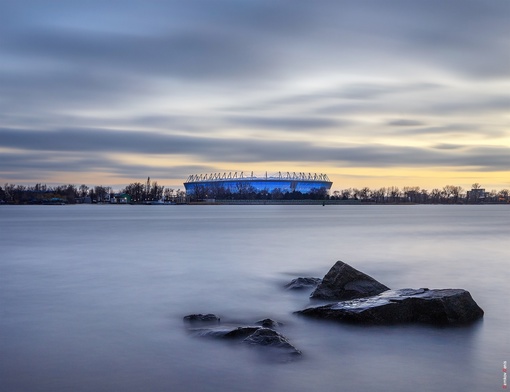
[0,205,508,391]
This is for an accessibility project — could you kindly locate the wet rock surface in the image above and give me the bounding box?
[285,277,322,290]
[243,328,301,356]
[184,317,301,359]
[310,260,389,300]
[298,288,484,325]
[255,318,283,328]
[189,325,261,339]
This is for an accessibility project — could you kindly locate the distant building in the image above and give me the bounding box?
[110,193,131,204]
[184,171,333,198]
[466,188,487,203]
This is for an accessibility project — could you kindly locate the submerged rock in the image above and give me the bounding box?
[243,328,301,356]
[183,314,220,323]
[310,260,389,300]
[255,318,283,328]
[285,277,322,290]
[297,288,484,325]
[184,314,302,358]
[223,326,261,339]
[189,325,261,339]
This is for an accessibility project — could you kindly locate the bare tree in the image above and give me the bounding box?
[388,186,401,203]
[4,183,15,203]
[94,186,109,203]
[441,185,463,203]
[341,188,352,200]
[359,187,371,201]
[403,186,420,202]
[371,187,385,203]
[430,188,441,203]
[79,184,89,198]
[420,189,429,203]
[488,189,498,202]
[498,189,509,202]
[164,188,174,201]
[451,186,463,203]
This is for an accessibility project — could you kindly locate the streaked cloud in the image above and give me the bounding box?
[2,128,508,172]
[0,0,509,189]
[387,120,425,127]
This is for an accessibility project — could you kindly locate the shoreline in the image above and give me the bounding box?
[1,200,508,206]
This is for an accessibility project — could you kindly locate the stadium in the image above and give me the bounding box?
[184,171,333,199]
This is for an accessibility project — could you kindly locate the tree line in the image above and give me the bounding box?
[0,179,185,205]
[329,183,509,204]
[120,179,185,203]
[1,180,508,205]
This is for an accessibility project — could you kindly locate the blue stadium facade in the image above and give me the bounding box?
[184,171,332,197]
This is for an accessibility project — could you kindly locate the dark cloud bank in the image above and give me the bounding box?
[2,128,508,178]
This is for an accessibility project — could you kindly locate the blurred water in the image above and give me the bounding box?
[0,204,508,391]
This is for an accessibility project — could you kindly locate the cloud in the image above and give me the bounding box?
[3,1,509,86]
[1,128,509,174]
[0,128,209,154]
[0,1,509,187]
[0,150,120,182]
[432,144,466,150]
[387,119,425,127]
[226,116,341,131]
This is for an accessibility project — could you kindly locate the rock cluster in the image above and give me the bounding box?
[183,260,484,362]
[183,315,301,359]
[298,261,484,325]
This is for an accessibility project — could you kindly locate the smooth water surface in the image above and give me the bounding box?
[1,205,508,391]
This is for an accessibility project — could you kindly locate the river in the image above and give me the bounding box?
[0,204,508,391]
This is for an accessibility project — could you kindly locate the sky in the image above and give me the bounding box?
[1,0,509,192]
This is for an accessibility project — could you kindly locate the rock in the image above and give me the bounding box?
[189,325,261,339]
[297,288,484,325]
[223,326,261,339]
[243,328,301,356]
[310,260,389,300]
[255,318,283,328]
[186,323,302,358]
[183,314,220,323]
[285,277,322,290]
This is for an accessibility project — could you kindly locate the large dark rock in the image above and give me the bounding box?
[243,328,301,356]
[285,277,322,290]
[310,260,389,300]
[297,288,484,325]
